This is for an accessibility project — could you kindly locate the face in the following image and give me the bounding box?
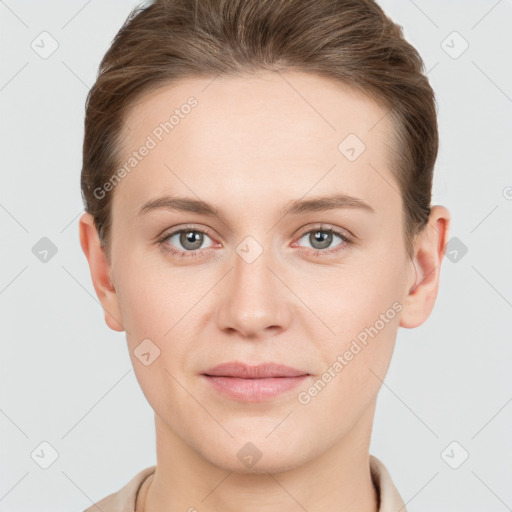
[88,71,421,473]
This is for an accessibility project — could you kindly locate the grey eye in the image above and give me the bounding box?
[167,230,211,251]
[298,229,344,251]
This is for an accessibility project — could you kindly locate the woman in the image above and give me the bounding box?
[79,0,450,510]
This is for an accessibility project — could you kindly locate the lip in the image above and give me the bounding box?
[203,361,308,378]
[202,362,310,402]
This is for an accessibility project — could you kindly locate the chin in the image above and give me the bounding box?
[197,433,313,475]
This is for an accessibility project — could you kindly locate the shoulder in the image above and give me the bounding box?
[83,466,156,512]
[370,454,408,512]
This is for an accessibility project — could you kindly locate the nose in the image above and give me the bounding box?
[215,242,292,339]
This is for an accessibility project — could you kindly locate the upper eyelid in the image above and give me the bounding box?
[297,225,351,238]
[158,224,215,240]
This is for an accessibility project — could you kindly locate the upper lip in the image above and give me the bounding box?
[203,361,309,378]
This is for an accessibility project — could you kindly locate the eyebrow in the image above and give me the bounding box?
[138,193,375,218]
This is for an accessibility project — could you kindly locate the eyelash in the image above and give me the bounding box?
[156,224,353,259]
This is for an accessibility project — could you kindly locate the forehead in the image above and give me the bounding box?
[115,71,398,217]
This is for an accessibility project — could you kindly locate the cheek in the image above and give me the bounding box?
[114,263,192,410]
[113,248,185,335]
[314,256,403,330]
[311,260,404,396]
[299,306,399,429]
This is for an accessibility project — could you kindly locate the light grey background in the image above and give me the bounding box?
[1,1,511,511]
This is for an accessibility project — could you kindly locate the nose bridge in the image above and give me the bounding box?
[215,234,291,337]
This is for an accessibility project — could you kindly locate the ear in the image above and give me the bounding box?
[399,205,451,329]
[79,212,124,332]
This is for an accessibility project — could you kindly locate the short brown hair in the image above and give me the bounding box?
[81,0,438,260]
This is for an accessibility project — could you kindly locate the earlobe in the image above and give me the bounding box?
[399,205,451,329]
[78,213,125,332]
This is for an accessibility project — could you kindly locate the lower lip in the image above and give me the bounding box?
[202,375,310,402]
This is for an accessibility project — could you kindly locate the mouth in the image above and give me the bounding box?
[202,361,311,402]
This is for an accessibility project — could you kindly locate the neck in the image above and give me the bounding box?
[142,402,379,512]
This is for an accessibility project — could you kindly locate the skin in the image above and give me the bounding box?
[79,70,450,512]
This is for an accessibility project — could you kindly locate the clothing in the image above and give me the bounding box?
[83,454,407,512]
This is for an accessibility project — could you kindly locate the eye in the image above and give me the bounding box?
[293,225,352,256]
[157,227,216,258]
